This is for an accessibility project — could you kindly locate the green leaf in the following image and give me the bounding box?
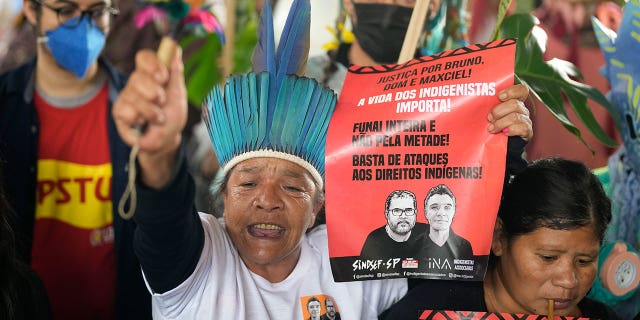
[233,20,258,73]
[491,0,513,41]
[178,0,260,107]
[181,33,224,107]
[498,13,618,151]
[513,0,536,14]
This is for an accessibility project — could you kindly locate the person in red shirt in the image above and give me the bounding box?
[0,0,151,318]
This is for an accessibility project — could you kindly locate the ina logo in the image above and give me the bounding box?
[427,257,452,270]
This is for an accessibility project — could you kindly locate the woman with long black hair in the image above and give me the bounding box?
[0,178,51,319]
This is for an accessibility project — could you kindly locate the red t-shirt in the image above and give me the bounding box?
[32,83,115,319]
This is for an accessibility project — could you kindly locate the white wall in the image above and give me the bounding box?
[273,0,341,57]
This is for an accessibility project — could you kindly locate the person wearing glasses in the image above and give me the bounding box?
[0,0,151,319]
[320,296,341,320]
[360,190,428,260]
[419,184,473,262]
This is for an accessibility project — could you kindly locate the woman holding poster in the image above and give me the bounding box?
[310,0,534,235]
[381,158,621,320]
[309,0,533,185]
[110,0,536,319]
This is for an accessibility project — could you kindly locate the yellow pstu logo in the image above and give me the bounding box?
[36,159,113,229]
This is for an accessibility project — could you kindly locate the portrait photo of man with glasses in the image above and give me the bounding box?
[359,190,428,260]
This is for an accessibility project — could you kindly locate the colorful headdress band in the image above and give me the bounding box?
[203,0,337,188]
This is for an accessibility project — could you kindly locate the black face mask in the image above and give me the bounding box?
[352,3,414,64]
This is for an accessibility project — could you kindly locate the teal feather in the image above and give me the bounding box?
[275,0,311,78]
[251,0,276,76]
[224,77,240,154]
[294,83,325,154]
[203,88,217,149]
[285,79,311,151]
[266,0,311,141]
[257,73,270,149]
[203,0,336,183]
[202,93,215,151]
[244,73,258,150]
[306,93,337,175]
[281,78,314,155]
[203,86,226,162]
[269,76,295,147]
[235,76,246,150]
[213,85,232,162]
[220,85,235,158]
[275,79,304,153]
[251,1,277,144]
[235,77,247,153]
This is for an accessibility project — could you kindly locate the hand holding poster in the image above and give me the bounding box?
[325,39,516,282]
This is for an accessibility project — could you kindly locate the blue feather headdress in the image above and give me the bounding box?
[203,0,336,187]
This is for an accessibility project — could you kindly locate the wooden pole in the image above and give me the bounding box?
[221,0,236,77]
[157,37,179,67]
[397,0,431,64]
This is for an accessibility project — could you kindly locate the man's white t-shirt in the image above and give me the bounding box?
[144,214,407,319]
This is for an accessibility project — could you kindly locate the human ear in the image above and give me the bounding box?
[23,0,38,25]
[491,218,506,257]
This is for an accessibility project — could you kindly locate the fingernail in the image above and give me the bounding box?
[502,128,509,134]
[487,124,494,132]
[499,92,507,100]
[487,113,494,122]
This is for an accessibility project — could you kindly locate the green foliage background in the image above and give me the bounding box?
[181,0,258,108]
[493,0,618,151]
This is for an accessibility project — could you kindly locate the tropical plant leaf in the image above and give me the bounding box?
[491,0,513,41]
[180,0,259,107]
[498,13,618,151]
[181,32,224,107]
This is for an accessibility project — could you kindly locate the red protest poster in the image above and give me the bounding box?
[418,310,592,320]
[325,39,516,282]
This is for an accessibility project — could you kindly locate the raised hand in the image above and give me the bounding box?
[113,49,188,188]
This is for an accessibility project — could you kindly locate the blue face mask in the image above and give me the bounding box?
[42,16,106,78]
